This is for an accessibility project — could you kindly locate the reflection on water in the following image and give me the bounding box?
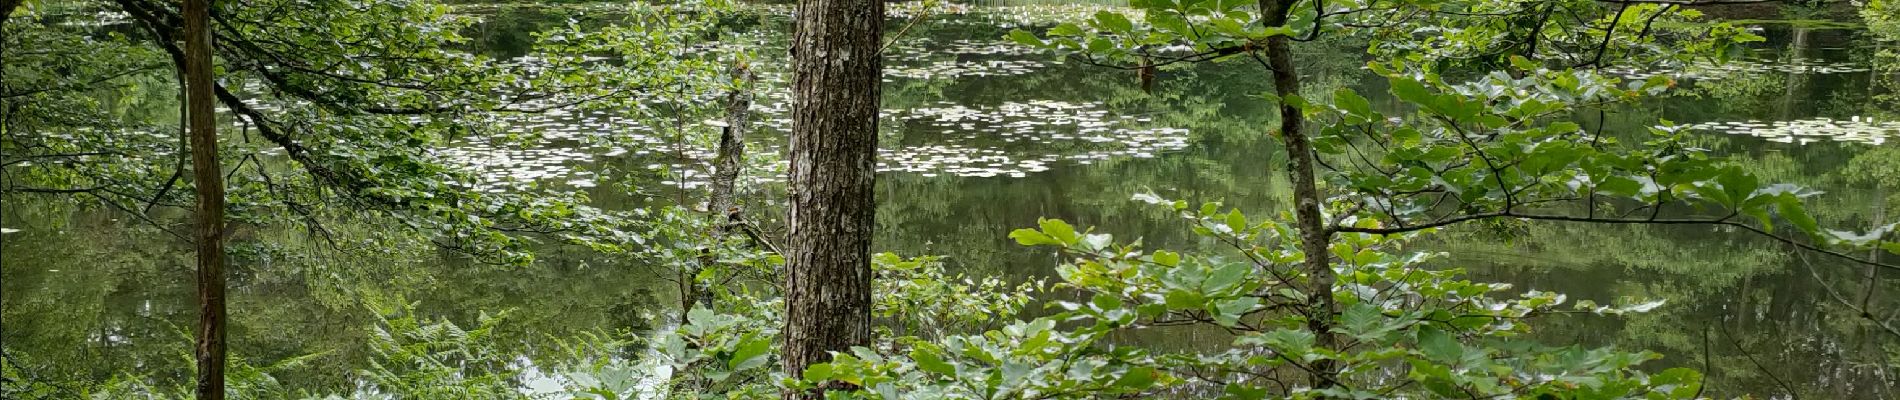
[3,3,1897,398]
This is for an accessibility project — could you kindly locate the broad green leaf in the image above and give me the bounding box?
[910,346,956,375]
[803,363,834,382]
[1417,327,1463,364]
[1225,383,1270,400]
[1205,263,1249,293]
[1776,196,1820,236]
[1508,55,1539,71]
[1152,250,1181,266]
[1094,11,1135,32]
[728,334,771,371]
[1334,88,1374,118]
[1389,76,1434,107]
[1111,366,1157,390]
[1009,228,1059,246]
[1050,22,1085,36]
[1041,218,1080,245]
[1007,29,1045,47]
[1164,290,1205,309]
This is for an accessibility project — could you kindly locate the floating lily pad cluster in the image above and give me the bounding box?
[884,39,1052,80]
[963,4,1147,29]
[885,59,1046,80]
[1681,116,1897,145]
[881,100,1191,177]
[1604,58,1871,81]
[415,11,1195,192]
[889,39,1046,62]
[436,143,600,192]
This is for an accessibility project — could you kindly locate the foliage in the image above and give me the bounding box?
[1005,0,1898,287]
[1,0,743,266]
[577,199,1697,399]
[994,1,1896,398]
[821,201,1698,399]
[354,300,521,399]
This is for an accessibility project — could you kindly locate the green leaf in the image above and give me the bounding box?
[1040,218,1080,245]
[1164,290,1205,309]
[1417,327,1463,364]
[1009,228,1059,246]
[1050,22,1085,36]
[1204,263,1249,293]
[1248,329,1315,354]
[1152,250,1181,266]
[1508,55,1539,71]
[1334,88,1374,118]
[1007,29,1045,47]
[1093,293,1124,311]
[1225,383,1270,400]
[1717,167,1759,206]
[1596,175,1645,198]
[803,363,834,382]
[1388,76,1434,107]
[1094,11,1135,32]
[1082,233,1114,251]
[910,346,956,375]
[1340,303,1401,340]
[728,334,771,371]
[1776,195,1819,236]
[1111,366,1157,390]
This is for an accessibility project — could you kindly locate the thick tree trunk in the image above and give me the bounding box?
[1259,0,1338,390]
[783,1,881,398]
[183,0,228,398]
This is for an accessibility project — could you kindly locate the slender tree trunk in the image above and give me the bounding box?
[1259,0,1339,389]
[183,0,228,398]
[783,1,881,398]
[709,63,755,228]
[1780,27,1809,121]
[1864,187,1885,312]
[686,63,757,320]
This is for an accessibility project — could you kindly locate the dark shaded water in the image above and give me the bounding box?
[4,3,1896,398]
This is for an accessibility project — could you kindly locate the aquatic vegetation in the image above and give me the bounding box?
[1604,57,1874,81]
[885,100,1190,177]
[1680,116,1898,145]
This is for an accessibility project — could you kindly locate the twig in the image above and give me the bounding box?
[1717,309,1799,399]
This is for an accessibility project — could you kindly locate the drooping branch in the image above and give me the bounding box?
[1332,209,1900,272]
[1793,248,1900,339]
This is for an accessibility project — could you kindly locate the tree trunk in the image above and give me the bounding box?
[709,63,755,228]
[783,1,881,398]
[686,63,757,320]
[183,0,228,398]
[1259,0,1339,390]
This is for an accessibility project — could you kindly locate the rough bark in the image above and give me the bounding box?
[1259,0,1339,390]
[782,0,881,398]
[686,63,757,320]
[709,63,755,228]
[182,0,228,398]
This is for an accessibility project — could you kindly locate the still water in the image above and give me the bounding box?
[3,3,1896,398]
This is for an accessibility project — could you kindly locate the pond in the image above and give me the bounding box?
[3,2,1896,398]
